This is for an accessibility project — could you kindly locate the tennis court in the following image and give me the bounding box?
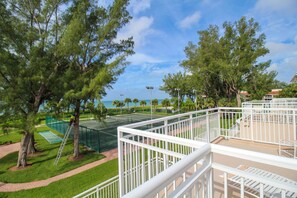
[39,131,63,144]
[46,113,163,152]
[80,113,162,132]
[79,113,163,151]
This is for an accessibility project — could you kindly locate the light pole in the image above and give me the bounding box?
[193,89,197,111]
[146,86,154,119]
[175,88,180,114]
[120,94,124,114]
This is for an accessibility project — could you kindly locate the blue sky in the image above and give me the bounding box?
[102,0,297,101]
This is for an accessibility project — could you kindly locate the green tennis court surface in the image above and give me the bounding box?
[46,113,164,152]
[79,113,164,150]
[80,113,162,131]
[39,131,63,144]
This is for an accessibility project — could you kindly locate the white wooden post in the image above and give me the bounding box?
[207,152,213,198]
[250,109,254,141]
[240,177,244,198]
[218,108,221,138]
[118,129,125,197]
[190,114,193,140]
[206,111,210,142]
[224,172,228,198]
[164,120,169,168]
[293,110,296,142]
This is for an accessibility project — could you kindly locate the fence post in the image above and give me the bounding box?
[206,111,210,142]
[207,152,213,198]
[250,109,254,141]
[190,114,193,140]
[118,128,125,197]
[218,108,221,138]
[97,130,101,153]
[164,120,169,168]
[96,186,99,198]
[293,110,297,142]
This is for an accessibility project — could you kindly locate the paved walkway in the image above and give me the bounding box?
[0,144,118,192]
[0,143,20,159]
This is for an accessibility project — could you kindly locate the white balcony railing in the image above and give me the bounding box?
[242,98,297,109]
[73,175,119,198]
[122,107,296,146]
[74,106,297,198]
[118,127,297,197]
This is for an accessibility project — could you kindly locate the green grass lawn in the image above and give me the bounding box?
[0,129,22,145]
[0,126,104,183]
[0,158,119,198]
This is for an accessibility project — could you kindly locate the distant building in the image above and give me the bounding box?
[290,73,297,83]
[240,91,249,101]
[263,89,282,100]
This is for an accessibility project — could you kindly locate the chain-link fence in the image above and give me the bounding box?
[46,116,116,152]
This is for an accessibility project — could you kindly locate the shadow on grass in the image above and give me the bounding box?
[30,156,57,165]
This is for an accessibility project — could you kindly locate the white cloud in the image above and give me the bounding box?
[248,0,297,43]
[130,0,151,14]
[178,11,201,29]
[266,40,297,61]
[117,16,155,49]
[120,63,183,86]
[150,64,183,76]
[128,63,182,77]
[254,0,297,16]
[265,38,297,82]
[128,53,163,65]
[248,0,297,82]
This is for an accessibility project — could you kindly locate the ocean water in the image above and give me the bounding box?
[99,99,163,109]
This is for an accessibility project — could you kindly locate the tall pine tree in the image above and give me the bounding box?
[0,0,69,167]
[57,0,134,158]
[180,17,275,106]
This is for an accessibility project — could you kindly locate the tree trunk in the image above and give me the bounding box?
[27,133,37,154]
[236,91,241,107]
[73,101,80,158]
[17,132,31,167]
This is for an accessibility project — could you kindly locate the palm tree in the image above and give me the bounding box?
[124,98,132,110]
[195,96,204,110]
[133,98,139,107]
[183,98,195,112]
[203,97,215,109]
[112,100,120,112]
[118,101,125,114]
[152,99,158,110]
[140,100,147,112]
[161,98,171,113]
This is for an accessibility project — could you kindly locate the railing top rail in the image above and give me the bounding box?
[118,127,207,149]
[211,144,297,171]
[122,144,211,198]
[242,103,297,106]
[242,98,297,103]
[219,106,297,111]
